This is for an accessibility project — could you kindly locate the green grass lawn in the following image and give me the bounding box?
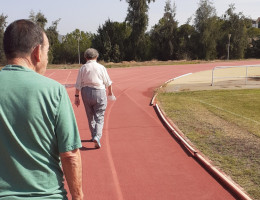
[157,89,260,200]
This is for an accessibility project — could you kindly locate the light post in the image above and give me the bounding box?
[187,35,191,59]
[227,34,231,60]
[77,31,82,64]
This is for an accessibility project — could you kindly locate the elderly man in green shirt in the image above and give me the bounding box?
[0,19,83,200]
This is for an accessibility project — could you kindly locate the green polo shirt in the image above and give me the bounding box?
[0,65,82,199]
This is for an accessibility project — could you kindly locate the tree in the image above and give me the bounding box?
[55,30,92,64]
[92,19,131,62]
[245,27,260,58]
[215,17,229,59]
[29,11,48,29]
[176,24,197,60]
[122,0,155,61]
[29,11,61,63]
[0,14,7,64]
[224,4,249,59]
[46,19,61,63]
[194,0,220,60]
[150,0,178,60]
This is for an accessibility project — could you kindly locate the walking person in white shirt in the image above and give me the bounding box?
[74,48,115,149]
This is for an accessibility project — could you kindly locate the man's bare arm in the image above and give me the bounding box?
[60,149,84,200]
[74,89,80,107]
[108,84,113,96]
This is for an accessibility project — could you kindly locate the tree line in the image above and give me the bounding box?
[1,0,260,65]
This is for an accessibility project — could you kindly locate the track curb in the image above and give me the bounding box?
[151,74,252,200]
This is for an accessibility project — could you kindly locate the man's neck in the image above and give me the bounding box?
[86,57,97,62]
[8,57,36,71]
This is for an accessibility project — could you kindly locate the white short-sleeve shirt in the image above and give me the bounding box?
[75,60,112,90]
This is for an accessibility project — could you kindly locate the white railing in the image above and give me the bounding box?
[211,65,260,86]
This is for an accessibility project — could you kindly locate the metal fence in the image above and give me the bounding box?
[211,65,260,86]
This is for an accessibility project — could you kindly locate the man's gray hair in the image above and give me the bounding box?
[84,48,99,59]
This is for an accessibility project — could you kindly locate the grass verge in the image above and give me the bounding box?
[1,61,202,70]
[44,60,202,69]
[157,89,260,200]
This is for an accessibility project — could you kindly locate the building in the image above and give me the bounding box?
[252,17,260,28]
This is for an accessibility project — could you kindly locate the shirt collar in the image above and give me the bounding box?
[2,65,35,72]
[86,60,97,64]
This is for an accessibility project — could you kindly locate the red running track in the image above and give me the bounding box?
[45,60,259,200]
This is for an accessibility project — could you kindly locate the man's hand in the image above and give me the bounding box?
[74,97,80,107]
[108,85,113,96]
[74,89,80,107]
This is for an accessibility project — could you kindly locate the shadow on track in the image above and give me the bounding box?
[80,140,97,151]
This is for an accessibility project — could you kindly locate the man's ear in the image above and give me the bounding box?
[32,45,41,62]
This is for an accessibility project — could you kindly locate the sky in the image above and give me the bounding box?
[1,0,260,35]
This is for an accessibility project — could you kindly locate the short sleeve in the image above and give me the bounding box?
[102,66,112,87]
[75,67,82,90]
[55,86,82,153]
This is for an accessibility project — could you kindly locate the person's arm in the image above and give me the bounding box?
[75,66,83,107]
[102,65,113,96]
[60,149,83,200]
[107,84,113,96]
[74,89,80,107]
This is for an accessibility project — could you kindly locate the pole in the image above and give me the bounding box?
[227,34,231,60]
[78,38,80,64]
[77,31,81,64]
